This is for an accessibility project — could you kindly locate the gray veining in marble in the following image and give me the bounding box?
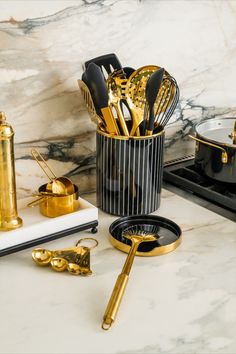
[0,0,236,197]
[0,189,235,354]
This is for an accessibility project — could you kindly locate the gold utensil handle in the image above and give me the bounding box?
[33,191,68,197]
[145,130,153,136]
[189,135,228,164]
[101,107,120,135]
[31,148,57,181]
[113,103,129,136]
[27,195,52,208]
[78,79,104,125]
[102,273,129,330]
[129,108,141,137]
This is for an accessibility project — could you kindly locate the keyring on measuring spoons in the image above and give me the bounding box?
[76,237,99,249]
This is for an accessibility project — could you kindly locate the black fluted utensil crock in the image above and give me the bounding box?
[96,128,165,216]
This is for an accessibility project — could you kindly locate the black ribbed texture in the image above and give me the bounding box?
[96,132,164,216]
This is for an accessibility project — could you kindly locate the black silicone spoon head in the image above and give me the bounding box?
[85,62,109,109]
[145,67,165,133]
[146,68,165,106]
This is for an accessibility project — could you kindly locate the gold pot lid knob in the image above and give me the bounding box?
[228,121,236,144]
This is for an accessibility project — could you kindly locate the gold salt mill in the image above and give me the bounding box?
[0,111,22,230]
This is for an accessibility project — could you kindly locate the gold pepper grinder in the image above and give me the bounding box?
[0,111,22,231]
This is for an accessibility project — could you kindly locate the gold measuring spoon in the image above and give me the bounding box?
[31,148,74,195]
[32,238,98,276]
[102,230,157,330]
[32,248,54,266]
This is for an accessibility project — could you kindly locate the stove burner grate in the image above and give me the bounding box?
[163,155,236,212]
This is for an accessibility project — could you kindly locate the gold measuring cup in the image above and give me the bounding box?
[31,148,74,195]
[37,183,79,217]
[29,149,78,217]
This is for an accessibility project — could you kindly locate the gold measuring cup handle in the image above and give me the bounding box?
[27,195,53,208]
[31,148,74,195]
[27,191,69,208]
[31,148,57,181]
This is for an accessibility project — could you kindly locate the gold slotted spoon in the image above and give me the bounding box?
[125,65,174,136]
[110,66,174,136]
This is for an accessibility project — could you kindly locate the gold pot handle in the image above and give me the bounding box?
[189,135,228,164]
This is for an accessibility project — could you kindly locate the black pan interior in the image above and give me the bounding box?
[109,215,182,253]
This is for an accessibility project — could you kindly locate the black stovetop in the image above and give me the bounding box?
[163,156,236,214]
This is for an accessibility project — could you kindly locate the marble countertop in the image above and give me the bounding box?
[0,189,236,354]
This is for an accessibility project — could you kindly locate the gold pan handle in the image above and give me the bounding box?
[189,135,228,164]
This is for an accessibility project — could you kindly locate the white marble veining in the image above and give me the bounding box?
[0,0,236,197]
[0,189,235,354]
[1,3,236,352]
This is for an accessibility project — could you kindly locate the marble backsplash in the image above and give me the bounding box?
[0,0,236,198]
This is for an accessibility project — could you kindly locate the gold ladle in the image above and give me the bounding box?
[102,230,157,330]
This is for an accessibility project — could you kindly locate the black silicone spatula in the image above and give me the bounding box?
[81,70,101,116]
[85,53,122,78]
[123,67,135,78]
[144,68,165,136]
[86,63,120,135]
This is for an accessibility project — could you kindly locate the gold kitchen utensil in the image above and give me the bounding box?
[78,79,106,132]
[32,237,98,276]
[110,66,174,136]
[27,191,69,208]
[85,62,120,136]
[27,195,53,208]
[78,79,118,135]
[31,148,74,195]
[0,111,22,231]
[125,65,160,136]
[38,183,79,218]
[102,230,157,330]
[100,106,121,136]
[107,75,129,136]
[153,75,179,130]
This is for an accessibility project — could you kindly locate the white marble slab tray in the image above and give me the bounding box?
[0,197,98,256]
